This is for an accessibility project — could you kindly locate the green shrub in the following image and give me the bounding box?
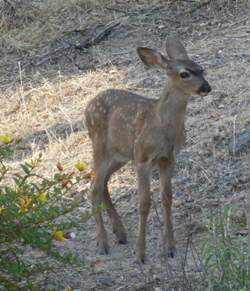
[0,134,94,290]
[199,206,250,291]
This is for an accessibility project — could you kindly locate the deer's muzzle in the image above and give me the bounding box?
[200,82,211,95]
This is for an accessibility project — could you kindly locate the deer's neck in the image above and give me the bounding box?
[155,81,190,127]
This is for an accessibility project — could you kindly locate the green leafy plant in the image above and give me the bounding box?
[199,206,250,291]
[0,134,96,290]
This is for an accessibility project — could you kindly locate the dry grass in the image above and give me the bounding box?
[0,0,249,290]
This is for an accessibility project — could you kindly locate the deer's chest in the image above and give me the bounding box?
[134,123,186,163]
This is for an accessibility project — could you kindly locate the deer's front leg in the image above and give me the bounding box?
[134,162,152,264]
[159,159,176,258]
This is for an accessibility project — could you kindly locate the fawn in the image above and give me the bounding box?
[85,36,211,264]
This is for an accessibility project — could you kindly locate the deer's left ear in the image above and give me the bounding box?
[166,36,189,60]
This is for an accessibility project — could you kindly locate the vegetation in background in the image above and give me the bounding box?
[199,207,250,290]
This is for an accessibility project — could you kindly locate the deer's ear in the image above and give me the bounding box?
[137,47,169,70]
[166,36,189,60]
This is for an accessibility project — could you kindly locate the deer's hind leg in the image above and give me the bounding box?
[103,160,128,245]
[91,146,127,254]
[91,159,110,255]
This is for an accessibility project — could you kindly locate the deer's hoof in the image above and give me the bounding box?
[137,257,146,265]
[134,249,147,265]
[168,251,174,258]
[99,249,109,255]
[164,244,176,259]
[97,240,109,255]
[135,255,146,265]
[118,238,128,245]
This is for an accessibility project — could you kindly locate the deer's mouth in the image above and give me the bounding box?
[199,91,210,96]
[197,83,211,96]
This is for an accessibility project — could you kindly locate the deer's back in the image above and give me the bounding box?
[85,89,155,136]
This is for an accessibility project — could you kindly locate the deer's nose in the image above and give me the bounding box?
[201,82,211,93]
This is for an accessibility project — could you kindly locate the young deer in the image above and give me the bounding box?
[85,36,211,264]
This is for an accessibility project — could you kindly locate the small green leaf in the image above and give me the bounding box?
[13,177,21,186]
[20,164,29,174]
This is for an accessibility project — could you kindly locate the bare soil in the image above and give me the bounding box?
[0,0,249,290]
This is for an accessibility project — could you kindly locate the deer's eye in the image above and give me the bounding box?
[180,72,190,79]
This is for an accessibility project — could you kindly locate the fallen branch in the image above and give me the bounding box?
[75,17,128,50]
[35,17,128,67]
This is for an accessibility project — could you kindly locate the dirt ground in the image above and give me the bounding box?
[0,0,249,290]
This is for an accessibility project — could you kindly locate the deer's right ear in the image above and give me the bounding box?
[137,47,169,70]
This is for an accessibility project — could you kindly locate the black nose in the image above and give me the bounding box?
[201,83,211,93]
